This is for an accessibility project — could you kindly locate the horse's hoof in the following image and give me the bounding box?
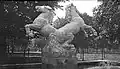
[25,25,29,28]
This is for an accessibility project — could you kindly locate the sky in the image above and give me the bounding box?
[53,0,102,20]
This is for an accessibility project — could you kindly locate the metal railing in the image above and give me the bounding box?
[7,46,42,58]
[76,48,120,61]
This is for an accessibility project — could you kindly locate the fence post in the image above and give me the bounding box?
[24,49,26,58]
[104,48,105,59]
[7,45,9,55]
[11,46,14,56]
[28,48,30,58]
[82,49,84,61]
[102,48,104,60]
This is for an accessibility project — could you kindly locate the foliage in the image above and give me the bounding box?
[93,0,120,46]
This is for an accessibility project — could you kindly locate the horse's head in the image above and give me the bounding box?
[65,3,76,11]
[35,5,56,24]
[35,6,53,13]
[65,3,77,21]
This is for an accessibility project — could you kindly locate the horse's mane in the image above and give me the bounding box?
[67,3,84,20]
[75,7,84,19]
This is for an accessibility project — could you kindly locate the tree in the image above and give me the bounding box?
[93,0,120,47]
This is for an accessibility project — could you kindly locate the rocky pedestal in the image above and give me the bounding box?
[41,33,78,69]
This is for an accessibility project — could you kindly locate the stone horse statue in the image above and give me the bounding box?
[24,3,97,68]
[25,6,57,37]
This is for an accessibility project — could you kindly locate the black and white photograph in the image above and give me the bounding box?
[0,0,120,69]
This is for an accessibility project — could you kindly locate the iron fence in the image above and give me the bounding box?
[76,48,120,61]
[6,45,120,62]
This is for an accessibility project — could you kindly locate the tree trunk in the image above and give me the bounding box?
[0,36,7,64]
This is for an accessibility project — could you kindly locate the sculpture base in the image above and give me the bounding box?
[42,63,78,69]
[42,57,78,69]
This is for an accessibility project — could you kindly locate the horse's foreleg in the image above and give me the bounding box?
[81,27,88,37]
[84,30,88,37]
[25,24,43,32]
[83,25,97,36]
[25,24,41,37]
[89,26,97,36]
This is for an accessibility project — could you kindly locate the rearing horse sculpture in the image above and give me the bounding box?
[63,3,97,37]
[25,6,57,37]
